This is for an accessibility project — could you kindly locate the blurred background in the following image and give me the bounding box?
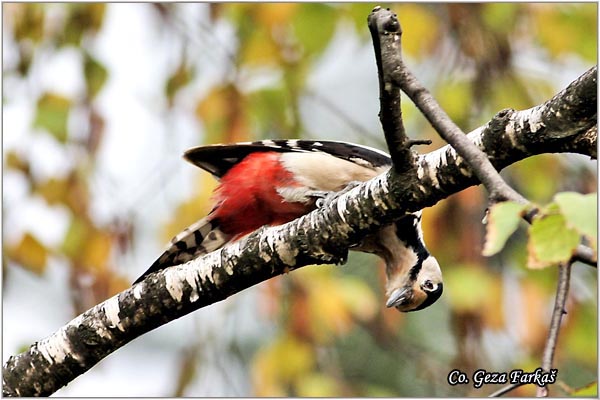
[2,3,597,397]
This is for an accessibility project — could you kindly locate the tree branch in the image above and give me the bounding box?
[397,61,527,205]
[536,262,572,397]
[488,262,575,398]
[572,244,597,267]
[367,10,597,273]
[411,65,597,198]
[367,6,420,174]
[371,12,597,205]
[367,7,528,204]
[3,65,596,395]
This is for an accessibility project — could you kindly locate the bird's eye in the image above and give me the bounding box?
[422,280,434,291]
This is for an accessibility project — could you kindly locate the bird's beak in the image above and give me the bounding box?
[386,287,409,308]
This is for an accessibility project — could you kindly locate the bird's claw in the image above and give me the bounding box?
[313,181,362,209]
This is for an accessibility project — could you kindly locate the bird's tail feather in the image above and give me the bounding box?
[133,216,230,284]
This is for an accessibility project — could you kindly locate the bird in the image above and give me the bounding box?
[134,139,443,312]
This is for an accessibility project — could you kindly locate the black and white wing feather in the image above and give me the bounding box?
[183,139,392,178]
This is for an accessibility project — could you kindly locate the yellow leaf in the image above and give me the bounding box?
[62,4,106,45]
[252,333,315,396]
[36,178,69,205]
[292,4,337,56]
[482,3,520,33]
[393,4,440,59]
[9,233,48,275]
[308,279,353,340]
[571,381,598,397]
[517,280,550,349]
[108,273,132,296]
[196,86,228,125]
[5,151,30,174]
[195,84,249,143]
[240,25,280,66]
[81,230,112,272]
[294,267,357,342]
[532,4,597,62]
[295,373,340,397]
[162,173,217,244]
[337,278,378,321]
[11,3,45,42]
[255,3,298,27]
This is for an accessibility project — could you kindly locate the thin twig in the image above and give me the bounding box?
[379,7,596,268]
[368,8,598,272]
[536,262,572,397]
[367,7,417,173]
[393,63,527,204]
[490,262,577,399]
[369,6,528,205]
[572,244,597,267]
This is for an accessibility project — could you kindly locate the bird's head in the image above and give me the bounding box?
[356,213,443,312]
[384,255,443,312]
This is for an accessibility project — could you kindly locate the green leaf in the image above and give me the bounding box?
[33,93,71,142]
[61,216,89,258]
[509,154,562,202]
[533,4,597,62]
[444,264,497,312]
[563,302,598,366]
[166,62,193,106]
[345,3,376,37]
[247,87,290,135]
[84,52,108,98]
[436,79,473,126]
[62,4,106,46]
[528,213,580,268]
[292,4,336,57]
[12,4,44,43]
[482,201,527,256]
[482,3,520,33]
[554,191,597,243]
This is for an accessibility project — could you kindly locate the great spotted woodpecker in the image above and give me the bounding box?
[134,140,443,312]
